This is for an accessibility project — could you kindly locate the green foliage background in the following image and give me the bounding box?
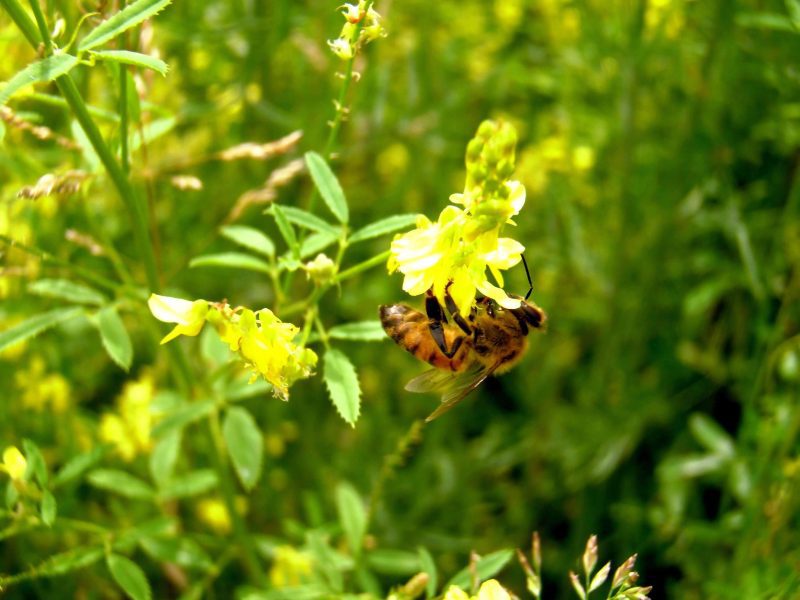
[1,0,799,599]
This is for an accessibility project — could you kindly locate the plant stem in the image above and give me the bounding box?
[5,0,161,292]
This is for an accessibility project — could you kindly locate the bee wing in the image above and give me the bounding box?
[405,361,504,422]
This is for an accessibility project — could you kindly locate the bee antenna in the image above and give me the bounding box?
[521,254,533,300]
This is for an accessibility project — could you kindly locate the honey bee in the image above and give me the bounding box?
[380,286,546,421]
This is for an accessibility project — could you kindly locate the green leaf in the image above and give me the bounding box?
[91,50,168,76]
[41,490,57,526]
[0,307,82,352]
[0,53,79,106]
[349,214,418,243]
[417,546,437,599]
[272,204,340,236]
[328,321,386,342]
[87,469,155,500]
[220,225,275,258]
[71,119,102,171]
[323,348,361,427]
[27,278,105,305]
[107,554,152,600]
[53,446,105,487]
[736,12,797,31]
[446,549,515,590]
[79,0,173,51]
[788,0,800,26]
[97,306,133,371]
[336,481,366,557]
[39,547,104,576]
[189,252,271,273]
[222,407,263,491]
[365,549,421,575]
[139,536,212,571]
[304,152,348,223]
[158,470,218,500]
[299,231,338,259]
[129,116,175,152]
[689,413,735,457]
[270,204,299,254]
[149,430,181,487]
[150,400,216,437]
[22,438,48,485]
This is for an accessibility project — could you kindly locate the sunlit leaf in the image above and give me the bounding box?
[107,554,152,600]
[336,481,366,557]
[96,306,133,371]
[305,152,348,223]
[27,279,105,305]
[0,53,79,106]
[323,348,361,427]
[189,252,271,273]
[222,407,263,491]
[220,225,275,258]
[87,469,155,500]
[349,214,418,243]
[0,307,83,352]
[91,50,169,76]
[79,0,173,51]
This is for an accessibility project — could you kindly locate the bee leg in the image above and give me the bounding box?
[509,309,529,335]
[425,292,467,359]
[443,283,473,335]
[425,292,453,356]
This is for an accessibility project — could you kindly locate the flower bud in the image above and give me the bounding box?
[303,253,336,285]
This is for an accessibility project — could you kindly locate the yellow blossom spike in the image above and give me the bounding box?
[388,120,530,316]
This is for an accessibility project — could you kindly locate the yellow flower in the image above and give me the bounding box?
[443,580,512,600]
[389,120,528,316]
[15,356,71,413]
[327,37,354,60]
[196,498,232,534]
[148,294,209,344]
[1,446,27,482]
[328,0,386,60]
[100,371,155,461]
[150,296,317,400]
[476,579,512,600]
[443,586,471,600]
[269,545,313,587]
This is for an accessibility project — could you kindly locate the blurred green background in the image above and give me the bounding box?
[2,0,800,598]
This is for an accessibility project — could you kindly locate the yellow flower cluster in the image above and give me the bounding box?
[148,295,317,400]
[99,372,155,461]
[15,356,71,413]
[389,120,528,316]
[444,579,512,600]
[328,1,386,60]
[269,545,314,587]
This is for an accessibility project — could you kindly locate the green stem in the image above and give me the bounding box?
[206,410,266,586]
[280,249,391,318]
[335,249,390,283]
[1,0,39,45]
[0,234,122,293]
[118,0,129,174]
[4,0,161,292]
[366,419,425,525]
